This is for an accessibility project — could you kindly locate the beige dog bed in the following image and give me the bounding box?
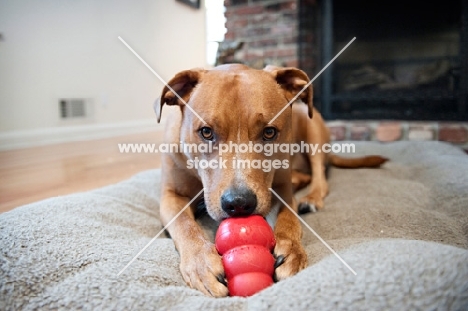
[1,141,467,310]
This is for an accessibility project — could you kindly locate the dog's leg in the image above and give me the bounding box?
[296,109,330,213]
[272,184,308,281]
[291,170,311,193]
[160,189,228,297]
[297,150,329,213]
[295,149,329,213]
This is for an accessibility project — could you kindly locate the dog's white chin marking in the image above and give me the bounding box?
[265,201,280,229]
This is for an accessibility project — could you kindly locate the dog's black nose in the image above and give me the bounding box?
[221,187,257,217]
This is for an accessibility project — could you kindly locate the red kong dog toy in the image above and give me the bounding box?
[215,215,276,297]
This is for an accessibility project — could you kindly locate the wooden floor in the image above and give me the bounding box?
[0,131,163,213]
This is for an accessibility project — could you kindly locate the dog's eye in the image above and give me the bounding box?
[263,127,277,141]
[199,126,214,141]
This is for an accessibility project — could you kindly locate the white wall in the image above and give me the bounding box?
[0,0,207,149]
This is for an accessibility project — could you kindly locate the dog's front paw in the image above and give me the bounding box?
[273,238,308,281]
[180,243,228,297]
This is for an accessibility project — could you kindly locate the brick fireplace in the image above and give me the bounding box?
[224,0,302,69]
[222,0,468,148]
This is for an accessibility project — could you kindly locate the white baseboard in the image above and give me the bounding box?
[0,119,165,151]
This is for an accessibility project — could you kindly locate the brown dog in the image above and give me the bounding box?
[155,64,387,297]
[289,99,388,214]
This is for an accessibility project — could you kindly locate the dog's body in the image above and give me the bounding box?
[156,64,387,297]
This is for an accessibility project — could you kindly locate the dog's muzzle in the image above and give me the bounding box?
[220,187,257,217]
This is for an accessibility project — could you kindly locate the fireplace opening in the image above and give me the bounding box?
[300,0,468,120]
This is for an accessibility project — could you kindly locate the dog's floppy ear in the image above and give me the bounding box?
[154,68,206,123]
[263,65,313,118]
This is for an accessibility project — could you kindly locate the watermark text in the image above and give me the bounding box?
[118,141,355,156]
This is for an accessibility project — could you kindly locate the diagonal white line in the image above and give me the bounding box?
[117,188,205,276]
[269,188,357,275]
[268,37,356,125]
[118,36,207,124]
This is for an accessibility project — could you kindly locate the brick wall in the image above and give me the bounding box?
[297,0,319,78]
[224,0,301,68]
[327,121,468,151]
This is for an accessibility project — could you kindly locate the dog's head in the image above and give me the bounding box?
[156,64,312,221]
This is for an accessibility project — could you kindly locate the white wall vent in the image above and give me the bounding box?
[59,99,87,119]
